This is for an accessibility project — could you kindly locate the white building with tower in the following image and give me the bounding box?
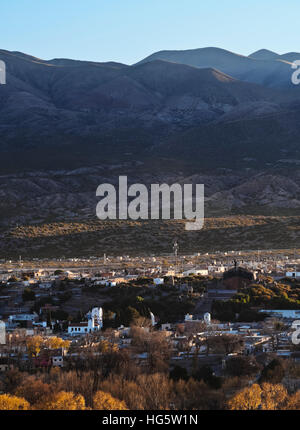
[68,307,103,336]
[204,312,211,325]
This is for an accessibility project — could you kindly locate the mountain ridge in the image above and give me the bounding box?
[0,46,300,234]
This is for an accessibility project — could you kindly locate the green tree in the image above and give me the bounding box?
[259,359,285,384]
[226,356,261,377]
[170,365,188,381]
[22,288,35,302]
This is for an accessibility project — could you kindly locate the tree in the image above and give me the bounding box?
[260,383,288,410]
[45,336,70,350]
[284,390,300,409]
[15,378,53,407]
[3,368,24,393]
[219,334,244,355]
[22,288,35,302]
[227,383,290,410]
[38,391,86,410]
[0,394,29,410]
[26,335,44,358]
[133,373,172,410]
[170,365,188,381]
[262,318,283,351]
[122,306,141,326]
[193,365,222,389]
[259,358,285,384]
[226,356,261,378]
[133,317,152,328]
[227,384,262,410]
[93,391,127,410]
[173,377,224,410]
[54,270,64,276]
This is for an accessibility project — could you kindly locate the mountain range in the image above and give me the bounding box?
[0,46,300,239]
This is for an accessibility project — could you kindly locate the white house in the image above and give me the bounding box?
[106,281,117,287]
[286,272,300,279]
[8,313,38,324]
[154,278,164,285]
[161,323,172,331]
[52,355,64,367]
[51,348,66,367]
[208,265,226,274]
[33,321,47,328]
[182,269,208,276]
[260,309,300,319]
[38,282,53,290]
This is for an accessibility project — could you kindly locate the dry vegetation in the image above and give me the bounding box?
[1,215,299,258]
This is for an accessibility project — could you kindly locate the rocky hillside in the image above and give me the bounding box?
[0,47,300,255]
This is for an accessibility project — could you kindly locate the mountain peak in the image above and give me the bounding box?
[248,49,279,60]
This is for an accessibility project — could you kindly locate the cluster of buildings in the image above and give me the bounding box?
[0,249,299,376]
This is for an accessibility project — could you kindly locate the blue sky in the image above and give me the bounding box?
[1,0,299,64]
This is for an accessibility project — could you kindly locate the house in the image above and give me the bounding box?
[286,272,300,279]
[208,265,226,274]
[0,358,12,372]
[154,278,164,285]
[260,310,300,319]
[68,322,90,335]
[51,348,66,367]
[52,355,64,367]
[38,282,53,290]
[34,350,51,368]
[161,323,173,331]
[106,280,117,287]
[182,269,208,277]
[8,313,38,325]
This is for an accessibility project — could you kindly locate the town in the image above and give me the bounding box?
[0,246,300,409]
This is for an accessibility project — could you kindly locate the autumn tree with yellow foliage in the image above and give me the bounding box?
[227,383,296,410]
[0,394,29,410]
[26,335,70,362]
[93,390,127,410]
[44,336,70,350]
[26,335,44,358]
[36,391,86,410]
